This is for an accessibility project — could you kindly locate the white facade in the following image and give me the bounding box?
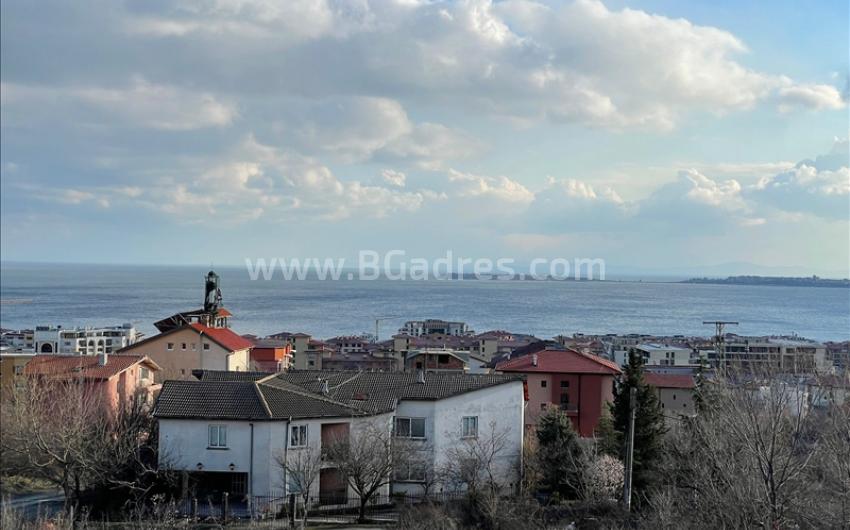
[400,320,472,337]
[157,380,525,501]
[29,324,140,355]
[631,343,693,367]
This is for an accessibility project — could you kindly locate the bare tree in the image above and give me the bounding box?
[665,368,844,528]
[439,421,512,496]
[324,418,415,523]
[274,444,323,527]
[0,378,167,516]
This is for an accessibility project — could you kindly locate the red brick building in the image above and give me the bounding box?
[496,348,621,436]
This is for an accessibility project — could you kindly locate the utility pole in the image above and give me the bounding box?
[703,321,738,378]
[622,386,637,511]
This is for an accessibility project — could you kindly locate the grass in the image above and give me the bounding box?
[0,475,56,496]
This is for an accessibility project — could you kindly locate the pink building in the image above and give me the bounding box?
[497,348,621,437]
[24,353,161,415]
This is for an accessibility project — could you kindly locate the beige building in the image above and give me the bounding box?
[644,373,696,420]
[119,323,251,381]
[0,353,36,397]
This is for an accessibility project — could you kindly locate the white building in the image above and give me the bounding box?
[630,343,694,367]
[25,324,141,355]
[399,320,472,337]
[711,336,829,374]
[154,370,524,508]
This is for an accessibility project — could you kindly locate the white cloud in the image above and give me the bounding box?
[110,0,846,130]
[380,169,406,187]
[447,168,535,204]
[1,78,236,130]
[778,84,847,112]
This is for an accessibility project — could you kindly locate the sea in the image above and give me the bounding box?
[1,262,848,342]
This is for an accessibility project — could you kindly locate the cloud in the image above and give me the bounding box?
[447,169,535,204]
[6,0,837,134]
[1,78,236,130]
[777,83,847,112]
[380,169,406,187]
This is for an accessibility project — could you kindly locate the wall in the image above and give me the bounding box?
[124,328,239,381]
[656,387,695,420]
[393,380,525,495]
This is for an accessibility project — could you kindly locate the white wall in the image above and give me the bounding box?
[158,381,525,499]
[392,380,525,495]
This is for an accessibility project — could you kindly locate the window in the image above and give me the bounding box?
[438,354,449,364]
[394,417,426,439]
[167,343,174,351]
[541,380,547,388]
[181,343,187,350]
[540,403,547,410]
[203,343,211,351]
[139,367,150,381]
[461,416,478,438]
[191,343,197,351]
[208,425,227,448]
[290,425,308,447]
[14,366,24,375]
[560,393,570,409]
[560,381,569,388]
[394,462,426,482]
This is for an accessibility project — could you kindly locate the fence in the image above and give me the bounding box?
[174,490,468,526]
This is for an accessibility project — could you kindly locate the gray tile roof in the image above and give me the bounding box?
[193,369,270,382]
[156,370,524,420]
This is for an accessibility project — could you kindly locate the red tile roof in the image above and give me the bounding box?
[25,354,159,380]
[189,323,253,352]
[644,373,695,389]
[496,349,621,375]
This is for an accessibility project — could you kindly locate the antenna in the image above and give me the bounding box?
[703,321,738,377]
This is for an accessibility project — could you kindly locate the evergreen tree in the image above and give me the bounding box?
[606,349,666,497]
[536,407,585,498]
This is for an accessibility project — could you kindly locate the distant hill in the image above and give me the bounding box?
[682,275,850,288]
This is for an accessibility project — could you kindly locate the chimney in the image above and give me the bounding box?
[99,351,108,366]
[416,369,426,384]
[320,379,330,395]
[532,353,538,367]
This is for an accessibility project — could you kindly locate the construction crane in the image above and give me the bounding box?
[703,320,738,377]
[374,316,400,343]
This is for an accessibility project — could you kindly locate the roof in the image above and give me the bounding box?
[635,343,691,352]
[405,349,470,364]
[189,323,253,352]
[121,324,253,354]
[496,349,621,375]
[643,373,696,389]
[193,369,271,381]
[25,354,160,381]
[157,370,525,420]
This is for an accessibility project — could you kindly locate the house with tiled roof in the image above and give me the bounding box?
[496,348,621,436]
[119,323,251,381]
[24,353,161,413]
[153,370,525,505]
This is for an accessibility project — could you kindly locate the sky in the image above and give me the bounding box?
[1,0,848,276]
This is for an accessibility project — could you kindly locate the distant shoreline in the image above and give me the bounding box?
[681,275,850,288]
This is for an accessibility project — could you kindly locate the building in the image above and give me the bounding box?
[0,329,35,350]
[404,348,469,373]
[710,335,829,374]
[496,348,621,436]
[629,343,694,367]
[5,324,141,355]
[119,323,252,381]
[24,353,161,413]
[154,370,525,504]
[247,338,293,372]
[643,373,696,420]
[399,320,472,337]
[0,352,36,397]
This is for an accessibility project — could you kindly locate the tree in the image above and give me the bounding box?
[535,407,585,498]
[274,445,323,527]
[604,349,665,498]
[0,378,166,517]
[665,373,843,528]
[324,418,413,523]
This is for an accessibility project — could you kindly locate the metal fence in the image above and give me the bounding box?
[173,490,467,526]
